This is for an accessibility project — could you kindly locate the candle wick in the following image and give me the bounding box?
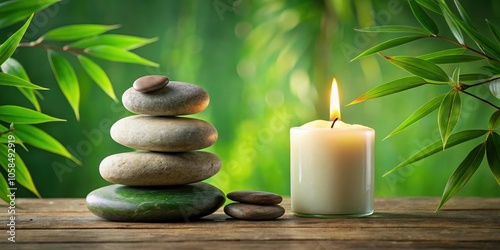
[330,118,339,128]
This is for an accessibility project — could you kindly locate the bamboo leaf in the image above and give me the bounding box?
[489,110,500,130]
[354,25,430,35]
[0,14,33,65]
[351,35,426,61]
[426,55,483,64]
[451,66,460,86]
[348,76,429,105]
[486,19,500,44]
[86,45,159,67]
[383,129,488,177]
[438,90,461,148]
[441,2,500,59]
[0,72,47,90]
[453,0,475,28]
[0,124,28,151]
[0,176,10,203]
[486,132,500,185]
[0,144,41,198]
[42,24,120,41]
[0,105,64,124]
[482,66,500,75]
[1,58,42,111]
[78,55,117,102]
[459,74,491,82]
[14,124,81,165]
[409,0,439,34]
[385,94,445,139]
[384,56,450,83]
[416,0,442,15]
[437,142,485,210]
[0,0,58,29]
[439,1,464,44]
[48,50,80,120]
[418,48,465,60]
[488,59,500,69]
[69,35,158,50]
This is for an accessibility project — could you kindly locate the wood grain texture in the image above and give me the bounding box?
[1,197,499,249]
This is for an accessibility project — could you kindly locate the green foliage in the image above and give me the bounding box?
[385,94,445,139]
[348,76,429,105]
[0,105,65,124]
[70,34,158,50]
[384,56,450,83]
[0,0,158,202]
[0,13,32,65]
[437,142,485,210]
[438,89,461,148]
[0,143,40,198]
[1,58,42,111]
[41,24,120,41]
[85,45,159,67]
[78,55,116,102]
[0,72,47,90]
[352,0,500,210]
[409,0,438,34]
[486,132,500,185]
[48,50,81,120]
[351,35,427,61]
[0,0,58,29]
[383,130,489,176]
[354,25,429,35]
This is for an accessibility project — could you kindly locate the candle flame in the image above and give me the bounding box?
[329,78,341,121]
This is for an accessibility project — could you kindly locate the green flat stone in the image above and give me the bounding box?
[86,182,225,222]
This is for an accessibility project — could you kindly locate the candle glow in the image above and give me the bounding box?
[290,77,375,217]
[329,78,341,121]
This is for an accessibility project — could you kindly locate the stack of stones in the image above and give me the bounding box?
[224,191,285,220]
[86,75,225,222]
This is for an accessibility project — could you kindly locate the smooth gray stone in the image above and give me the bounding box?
[227,191,283,205]
[224,203,285,221]
[132,75,169,93]
[100,151,222,186]
[123,81,209,116]
[86,183,225,222]
[110,115,218,152]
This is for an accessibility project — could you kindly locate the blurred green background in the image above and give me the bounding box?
[1,0,499,199]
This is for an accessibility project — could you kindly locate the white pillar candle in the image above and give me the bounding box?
[290,79,375,217]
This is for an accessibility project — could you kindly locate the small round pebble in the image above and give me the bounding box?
[227,191,283,205]
[224,203,285,221]
[133,75,169,93]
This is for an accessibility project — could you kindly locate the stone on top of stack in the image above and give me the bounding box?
[86,75,225,222]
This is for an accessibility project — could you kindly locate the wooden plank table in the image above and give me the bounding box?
[1,197,499,249]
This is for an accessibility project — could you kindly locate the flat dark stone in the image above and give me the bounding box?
[227,191,283,205]
[224,203,285,221]
[86,182,225,222]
